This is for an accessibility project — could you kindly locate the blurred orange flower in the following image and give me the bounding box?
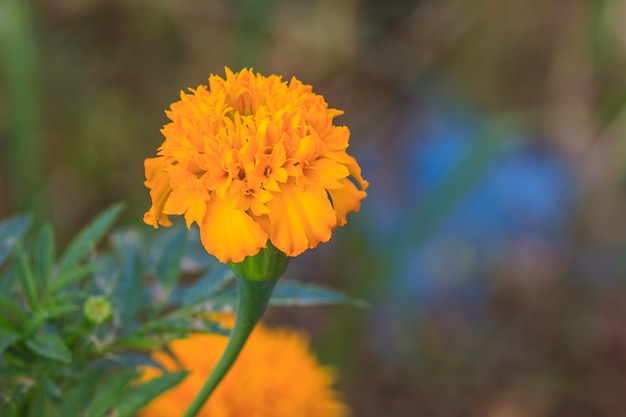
[138,318,350,417]
[144,68,368,263]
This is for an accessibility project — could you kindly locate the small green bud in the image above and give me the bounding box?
[83,295,113,324]
[229,242,289,281]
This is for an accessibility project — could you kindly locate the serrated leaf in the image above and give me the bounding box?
[206,279,364,311]
[22,314,46,338]
[150,226,187,289]
[57,203,124,275]
[194,316,231,336]
[33,223,54,296]
[0,329,20,355]
[40,374,61,399]
[195,287,237,313]
[138,315,230,337]
[114,336,162,350]
[38,300,79,320]
[83,369,139,417]
[0,293,28,322]
[114,243,143,325]
[0,312,20,334]
[112,371,187,417]
[15,244,38,311]
[25,331,71,363]
[50,264,97,293]
[25,386,46,417]
[0,261,18,297]
[0,401,19,417]
[182,265,234,307]
[269,280,365,307]
[0,213,32,267]
[90,253,119,294]
[56,370,103,417]
[183,225,221,270]
[86,353,165,373]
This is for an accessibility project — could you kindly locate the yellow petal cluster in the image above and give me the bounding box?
[144,68,368,263]
[138,318,351,417]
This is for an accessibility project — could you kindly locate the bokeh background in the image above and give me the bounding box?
[3,0,626,415]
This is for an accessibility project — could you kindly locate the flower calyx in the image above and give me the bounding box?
[228,241,289,282]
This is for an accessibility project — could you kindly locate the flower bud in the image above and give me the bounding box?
[228,242,289,281]
[83,295,113,324]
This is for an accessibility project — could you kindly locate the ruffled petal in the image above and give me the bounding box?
[163,188,208,229]
[267,182,336,256]
[163,164,210,228]
[304,158,350,190]
[144,158,173,228]
[200,193,268,263]
[329,178,367,226]
[346,160,369,192]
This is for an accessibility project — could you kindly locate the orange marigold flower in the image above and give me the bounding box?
[144,67,368,263]
[138,319,351,417]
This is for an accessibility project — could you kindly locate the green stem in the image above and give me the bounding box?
[182,275,277,417]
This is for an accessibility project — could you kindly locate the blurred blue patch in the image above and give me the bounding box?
[358,85,577,315]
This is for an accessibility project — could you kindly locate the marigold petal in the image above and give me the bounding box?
[322,125,350,153]
[200,193,268,263]
[292,135,325,163]
[304,157,350,190]
[143,207,172,228]
[144,156,167,186]
[347,160,369,191]
[267,182,336,256]
[163,188,208,229]
[329,178,367,226]
[144,158,173,228]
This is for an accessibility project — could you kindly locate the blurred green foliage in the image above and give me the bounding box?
[0,204,357,416]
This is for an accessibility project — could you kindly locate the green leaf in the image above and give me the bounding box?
[0,261,18,297]
[33,223,54,296]
[113,232,144,324]
[0,328,20,355]
[205,279,364,311]
[0,401,19,417]
[184,226,222,270]
[114,336,161,350]
[86,353,165,372]
[40,374,61,399]
[56,203,124,275]
[15,244,38,311]
[0,293,28,322]
[83,370,139,417]
[22,314,46,338]
[0,213,32,267]
[0,312,20,334]
[24,331,72,363]
[38,300,79,320]
[150,226,187,289]
[112,371,187,417]
[182,264,233,307]
[25,386,47,417]
[50,264,97,293]
[138,315,230,337]
[269,280,365,307]
[56,371,103,417]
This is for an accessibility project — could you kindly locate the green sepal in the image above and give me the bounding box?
[228,241,289,281]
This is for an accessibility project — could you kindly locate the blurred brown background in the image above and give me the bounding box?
[3,0,626,416]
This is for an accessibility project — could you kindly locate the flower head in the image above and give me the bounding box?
[138,318,351,417]
[144,68,368,263]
